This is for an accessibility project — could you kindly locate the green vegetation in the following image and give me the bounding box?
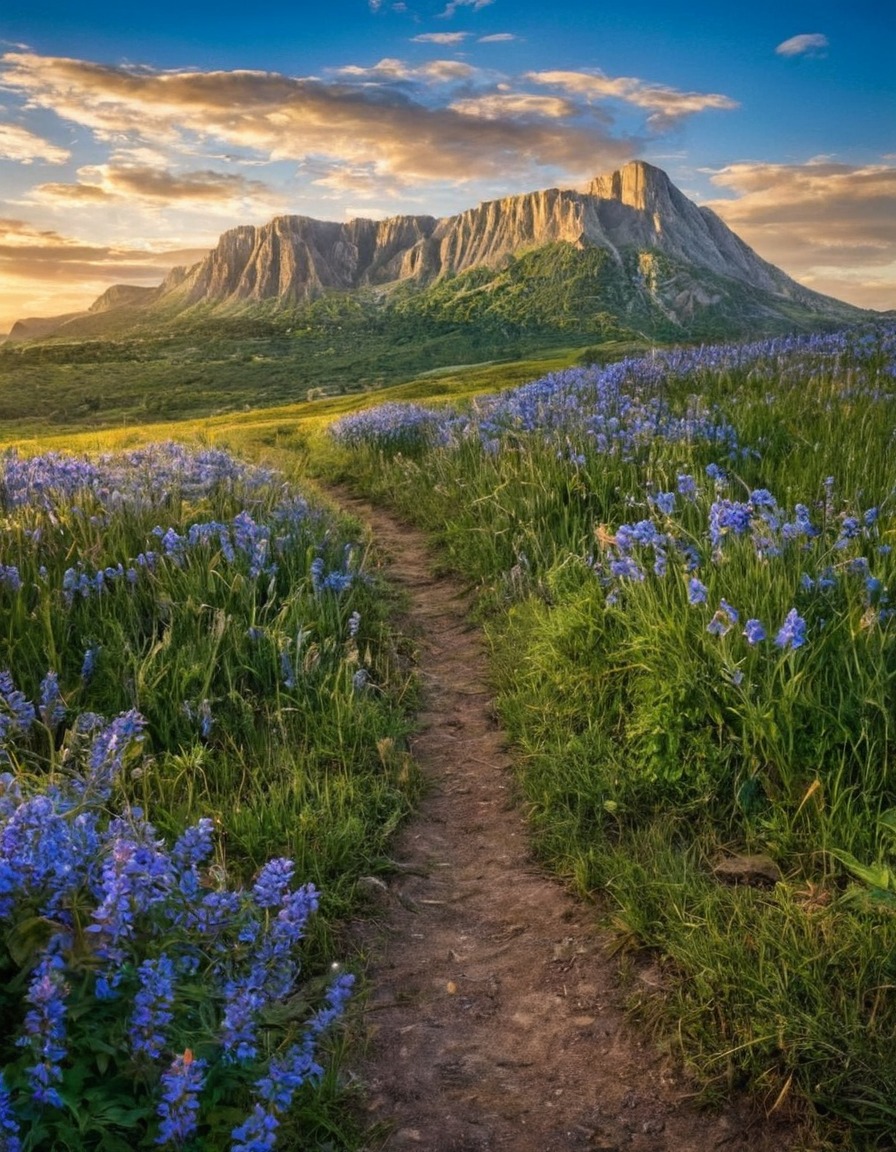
[6,311,896,1149]
[1,241,857,438]
[0,443,418,1148]
[321,326,896,1148]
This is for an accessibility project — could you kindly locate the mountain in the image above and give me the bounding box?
[5,161,868,344]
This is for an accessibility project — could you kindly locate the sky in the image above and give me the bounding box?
[0,0,893,332]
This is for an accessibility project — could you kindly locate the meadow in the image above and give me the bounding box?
[4,321,896,1150]
[0,442,418,1149]
[324,325,896,1147]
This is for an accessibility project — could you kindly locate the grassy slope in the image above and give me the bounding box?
[11,331,896,1149]
[1,240,858,438]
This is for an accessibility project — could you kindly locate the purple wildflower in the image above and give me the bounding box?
[83,710,146,797]
[252,858,295,909]
[130,954,177,1060]
[650,491,676,516]
[676,473,697,500]
[156,1052,206,1146]
[775,609,808,650]
[38,672,66,729]
[707,600,739,637]
[171,819,215,872]
[743,619,767,645]
[0,1071,21,1152]
[19,944,68,1109]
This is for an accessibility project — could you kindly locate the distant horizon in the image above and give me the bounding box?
[1,0,893,329]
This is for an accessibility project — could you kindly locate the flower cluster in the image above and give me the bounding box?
[0,731,352,1149]
[1,442,275,514]
[594,465,893,657]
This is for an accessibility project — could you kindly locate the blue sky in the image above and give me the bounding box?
[0,0,893,329]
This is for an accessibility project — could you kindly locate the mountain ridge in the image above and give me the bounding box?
[6,161,869,343]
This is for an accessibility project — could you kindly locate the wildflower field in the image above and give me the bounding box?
[0,442,416,1150]
[327,325,896,1146]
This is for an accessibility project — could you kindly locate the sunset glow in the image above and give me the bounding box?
[0,0,893,331]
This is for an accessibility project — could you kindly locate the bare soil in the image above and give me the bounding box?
[335,490,806,1152]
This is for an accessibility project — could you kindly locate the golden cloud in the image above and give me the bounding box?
[450,92,577,120]
[705,161,896,310]
[527,69,738,127]
[0,122,69,164]
[35,164,278,208]
[0,218,209,329]
[0,51,634,188]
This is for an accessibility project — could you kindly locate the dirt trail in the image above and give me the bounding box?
[335,490,803,1152]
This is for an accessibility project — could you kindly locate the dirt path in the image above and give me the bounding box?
[334,490,804,1152]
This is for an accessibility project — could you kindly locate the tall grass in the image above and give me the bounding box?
[0,441,418,1149]
[324,324,896,1146]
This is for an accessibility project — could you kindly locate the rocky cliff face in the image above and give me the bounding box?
[172,214,439,305]
[6,161,865,342]
[154,161,843,317]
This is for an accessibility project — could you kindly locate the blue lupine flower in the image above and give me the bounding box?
[743,619,767,645]
[130,955,177,1060]
[252,858,295,909]
[0,672,36,734]
[82,710,146,798]
[707,600,738,637]
[39,672,66,729]
[80,647,98,682]
[865,576,884,605]
[609,555,646,582]
[231,1102,281,1152]
[775,609,808,650]
[0,565,21,593]
[156,1052,206,1146]
[650,491,676,516]
[0,1071,21,1152]
[19,944,69,1108]
[676,474,697,500]
[171,819,215,872]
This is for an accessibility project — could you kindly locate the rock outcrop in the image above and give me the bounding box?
[155,161,849,318]
[88,284,160,314]
[5,161,867,340]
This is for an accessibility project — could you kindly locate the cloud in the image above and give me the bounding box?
[705,160,896,309]
[478,33,517,42]
[775,33,829,58]
[0,216,210,328]
[0,51,635,189]
[0,123,69,164]
[439,0,494,16]
[35,164,277,209]
[411,32,470,44]
[527,69,737,129]
[450,92,576,120]
[335,57,477,82]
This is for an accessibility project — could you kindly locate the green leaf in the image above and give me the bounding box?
[830,848,893,891]
[4,915,56,967]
